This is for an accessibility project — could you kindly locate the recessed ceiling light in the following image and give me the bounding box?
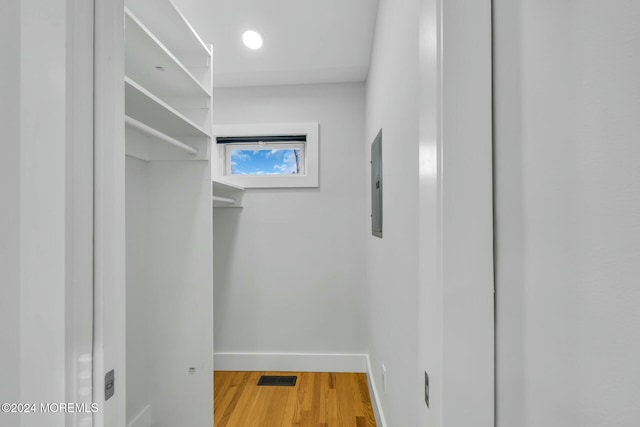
[242,30,263,50]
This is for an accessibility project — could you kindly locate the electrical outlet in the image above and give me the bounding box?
[381,364,387,395]
[105,370,115,401]
[424,371,429,407]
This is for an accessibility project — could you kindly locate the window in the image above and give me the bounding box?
[212,123,319,188]
[225,142,305,176]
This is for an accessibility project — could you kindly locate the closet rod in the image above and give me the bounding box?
[125,115,199,155]
[212,196,235,204]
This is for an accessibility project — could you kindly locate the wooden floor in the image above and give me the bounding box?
[214,371,377,427]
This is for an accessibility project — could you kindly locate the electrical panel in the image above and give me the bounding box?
[371,129,383,238]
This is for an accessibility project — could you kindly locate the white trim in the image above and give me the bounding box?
[366,355,388,427]
[127,404,151,427]
[94,0,126,425]
[66,1,94,426]
[214,352,367,373]
[212,122,319,188]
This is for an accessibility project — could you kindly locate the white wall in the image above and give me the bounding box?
[495,1,640,426]
[439,1,495,426]
[369,1,494,426]
[20,1,68,426]
[0,0,21,422]
[126,157,152,424]
[0,1,90,426]
[212,83,368,358]
[125,159,214,427]
[1,2,95,426]
[364,0,421,425]
[418,0,442,423]
[149,162,214,427]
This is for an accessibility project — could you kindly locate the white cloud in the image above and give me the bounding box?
[273,163,296,174]
[265,149,280,159]
[231,151,250,161]
[282,151,295,164]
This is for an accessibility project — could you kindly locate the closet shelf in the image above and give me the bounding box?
[125,115,198,155]
[125,77,211,138]
[125,0,211,66]
[125,8,211,101]
[213,179,245,208]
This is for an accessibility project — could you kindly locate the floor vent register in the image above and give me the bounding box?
[257,375,298,387]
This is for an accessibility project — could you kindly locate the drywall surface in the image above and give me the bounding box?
[371,2,494,426]
[1,2,95,425]
[364,0,421,425]
[418,0,441,424]
[212,83,368,356]
[495,1,640,426]
[438,1,494,426]
[0,0,20,418]
[18,0,68,425]
[126,157,152,424]
[125,160,214,427]
[172,0,377,88]
[149,162,214,427]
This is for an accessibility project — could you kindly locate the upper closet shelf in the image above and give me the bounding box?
[125,0,211,65]
[125,8,211,102]
[125,77,211,138]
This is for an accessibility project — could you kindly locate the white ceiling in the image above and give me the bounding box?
[173,0,379,88]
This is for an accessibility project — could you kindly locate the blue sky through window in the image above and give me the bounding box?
[230,148,301,175]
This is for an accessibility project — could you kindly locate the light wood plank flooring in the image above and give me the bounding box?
[214,371,377,427]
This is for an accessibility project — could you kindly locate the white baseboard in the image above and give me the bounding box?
[366,355,388,427]
[214,352,368,373]
[127,404,151,427]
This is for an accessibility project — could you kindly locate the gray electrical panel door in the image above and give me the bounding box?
[371,129,383,238]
